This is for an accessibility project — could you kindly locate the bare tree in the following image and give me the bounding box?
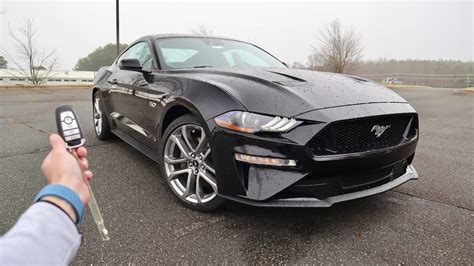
[306,53,323,70]
[291,61,306,69]
[2,19,58,85]
[191,24,214,36]
[311,19,363,73]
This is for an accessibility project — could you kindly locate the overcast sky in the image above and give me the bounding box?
[0,0,472,70]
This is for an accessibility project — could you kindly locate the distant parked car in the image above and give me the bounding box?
[383,78,403,85]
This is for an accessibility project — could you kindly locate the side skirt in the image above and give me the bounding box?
[111,129,161,164]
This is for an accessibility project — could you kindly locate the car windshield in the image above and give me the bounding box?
[155,37,286,69]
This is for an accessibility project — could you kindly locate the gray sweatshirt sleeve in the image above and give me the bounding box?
[0,202,82,265]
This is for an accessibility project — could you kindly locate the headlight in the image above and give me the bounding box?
[214,111,300,133]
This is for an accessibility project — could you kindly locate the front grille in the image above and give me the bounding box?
[308,114,417,156]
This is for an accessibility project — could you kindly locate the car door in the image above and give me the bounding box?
[107,42,155,142]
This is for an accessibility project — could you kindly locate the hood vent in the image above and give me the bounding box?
[343,74,371,83]
[273,80,306,87]
[266,70,307,82]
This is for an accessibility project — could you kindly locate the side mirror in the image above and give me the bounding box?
[119,58,143,71]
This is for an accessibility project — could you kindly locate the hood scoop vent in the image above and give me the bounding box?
[266,70,307,82]
[343,74,371,83]
[273,80,307,87]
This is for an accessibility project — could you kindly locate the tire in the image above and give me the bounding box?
[159,114,225,212]
[93,91,112,140]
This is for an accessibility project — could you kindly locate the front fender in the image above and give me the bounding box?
[170,78,246,121]
[156,78,246,136]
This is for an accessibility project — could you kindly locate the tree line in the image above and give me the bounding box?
[354,59,473,75]
[293,58,473,76]
[74,43,128,71]
[291,19,473,76]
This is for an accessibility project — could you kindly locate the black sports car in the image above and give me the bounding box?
[92,34,419,211]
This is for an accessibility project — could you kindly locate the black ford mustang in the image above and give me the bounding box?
[92,34,419,211]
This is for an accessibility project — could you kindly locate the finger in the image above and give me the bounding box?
[49,134,67,151]
[70,149,86,171]
[76,146,88,158]
[70,150,81,163]
[84,170,93,181]
[79,157,89,171]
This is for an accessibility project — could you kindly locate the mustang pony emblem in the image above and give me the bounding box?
[371,125,391,138]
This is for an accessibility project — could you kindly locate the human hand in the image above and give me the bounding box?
[41,134,93,208]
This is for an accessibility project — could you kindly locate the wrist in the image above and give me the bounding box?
[34,184,85,224]
[41,196,78,223]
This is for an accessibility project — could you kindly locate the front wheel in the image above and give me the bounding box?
[159,115,225,212]
[93,92,112,140]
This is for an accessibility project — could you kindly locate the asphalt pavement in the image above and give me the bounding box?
[0,86,472,264]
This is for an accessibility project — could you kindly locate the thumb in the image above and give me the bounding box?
[49,133,66,151]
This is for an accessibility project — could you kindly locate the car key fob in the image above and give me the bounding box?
[54,105,109,240]
[55,105,86,149]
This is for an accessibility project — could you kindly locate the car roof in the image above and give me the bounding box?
[136,34,247,44]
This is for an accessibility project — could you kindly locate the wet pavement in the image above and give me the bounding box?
[0,86,472,264]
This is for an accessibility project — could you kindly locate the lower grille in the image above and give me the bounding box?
[308,114,417,156]
[273,160,408,200]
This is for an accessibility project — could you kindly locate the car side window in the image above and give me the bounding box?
[118,42,154,69]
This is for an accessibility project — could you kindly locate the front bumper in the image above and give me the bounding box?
[220,164,418,207]
[208,103,419,207]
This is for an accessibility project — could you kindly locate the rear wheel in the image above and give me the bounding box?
[159,115,225,212]
[93,92,112,140]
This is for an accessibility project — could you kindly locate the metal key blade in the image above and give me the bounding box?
[87,182,110,241]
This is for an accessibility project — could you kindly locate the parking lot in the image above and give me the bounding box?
[0,86,472,264]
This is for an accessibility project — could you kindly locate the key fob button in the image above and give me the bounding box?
[60,111,74,121]
[64,116,73,124]
[61,120,78,131]
[64,128,80,136]
[65,134,82,141]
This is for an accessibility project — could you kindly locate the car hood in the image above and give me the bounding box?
[172,68,407,117]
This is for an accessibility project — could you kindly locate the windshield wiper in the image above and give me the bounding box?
[193,65,213,68]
